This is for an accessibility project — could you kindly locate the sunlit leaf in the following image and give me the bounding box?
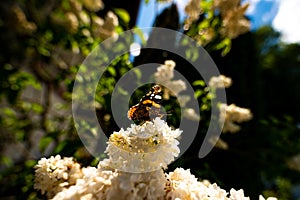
[193,80,206,87]
[114,8,130,24]
[194,90,203,98]
[107,66,116,77]
[133,28,147,45]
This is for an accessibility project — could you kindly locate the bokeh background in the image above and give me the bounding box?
[1,0,300,199]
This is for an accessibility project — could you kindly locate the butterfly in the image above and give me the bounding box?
[127,85,163,124]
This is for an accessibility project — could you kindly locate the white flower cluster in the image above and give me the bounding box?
[155,60,200,121]
[82,0,104,12]
[219,3,250,39]
[155,60,186,99]
[92,11,119,40]
[34,156,277,200]
[11,4,37,35]
[183,108,201,121]
[34,121,277,200]
[166,168,250,200]
[213,0,240,15]
[33,155,83,198]
[213,0,250,39]
[184,0,202,30]
[34,154,166,199]
[259,196,278,200]
[52,167,117,200]
[219,103,253,133]
[184,0,250,42]
[101,169,166,200]
[287,154,300,172]
[209,75,232,88]
[166,168,278,200]
[49,0,119,40]
[105,117,182,172]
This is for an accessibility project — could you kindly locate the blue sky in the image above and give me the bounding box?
[136,0,300,43]
[243,0,279,29]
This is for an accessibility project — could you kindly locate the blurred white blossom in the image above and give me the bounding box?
[82,0,104,12]
[92,11,119,40]
[184,0,202,30]
[177,95,191,107]
[209,75,232,88]
[220,3,251,39]
[155,60,187,99]
[259,195,278,200]
[183,108,200,121]
[11,4,37,35]
[219,103,253,133]
[69,0,83,12]
[195,28,216,46]
[287,154,300,172]
[155,60,200,123]
[155,60,176,83]
[34,155,83,198]
[213,0,240,16]
[229,188,250,200]
[65,12,79,33]
[209,136,229,150]
[212,0,251,39]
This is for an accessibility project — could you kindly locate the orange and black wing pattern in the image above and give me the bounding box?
[127,85,163,124]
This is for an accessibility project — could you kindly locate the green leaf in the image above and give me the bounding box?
[107,66,116,77]
[2,107,16,117]
[215,38,232,56]
[201,104,209,111]
[114,8,130,24]
[0,156,13,167]
[193,80,206,87]
[32,103,44,114]
[132,68,142,80]
[118,87,129,96]
[194,90,203,98]
[37,46,51,56]
[133,28,147,45]
[39,136,54,152]
[25,160,37,168]
[199,20,210,30]
[53,140,68,154]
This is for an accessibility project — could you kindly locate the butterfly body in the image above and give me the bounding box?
[127,85,163,124]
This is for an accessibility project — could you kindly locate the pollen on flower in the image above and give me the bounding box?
[34,156,274,200]
[105,117,182,172]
